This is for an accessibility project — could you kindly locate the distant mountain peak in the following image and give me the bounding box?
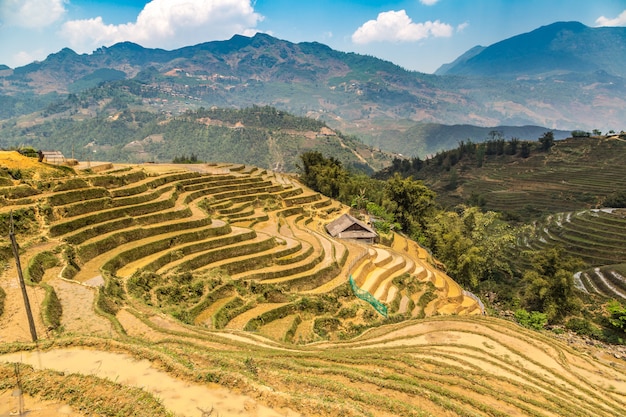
[437,21,626,79]
[435,45,485,75]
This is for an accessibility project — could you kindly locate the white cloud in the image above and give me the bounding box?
[419,0,440,5]
[0,0,66,28]
[595,10,626,27]
[457,22,469,32]
[352,10,453,44]
[60,0,263,53]
[13,50,45,66]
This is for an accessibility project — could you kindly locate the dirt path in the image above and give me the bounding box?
[0,242,57,343]
[50,278,114,337]
[0,348,301,417]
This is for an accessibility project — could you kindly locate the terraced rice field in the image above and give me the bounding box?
[1,154,625,416]
[2,316,626,417]
[521,208,626,300]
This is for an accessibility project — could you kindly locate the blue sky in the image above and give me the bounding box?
[1,0,625,73]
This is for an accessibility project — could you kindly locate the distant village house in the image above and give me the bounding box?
[38,150,66,165]
[325,213,378,244]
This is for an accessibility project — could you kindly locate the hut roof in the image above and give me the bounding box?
[325,213,378,240]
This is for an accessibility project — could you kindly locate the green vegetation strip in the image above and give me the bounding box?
[0,362,171,417]
[349,275,388,317]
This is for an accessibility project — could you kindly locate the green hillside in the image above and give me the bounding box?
[376,135,626,321]
[0,104,394,173]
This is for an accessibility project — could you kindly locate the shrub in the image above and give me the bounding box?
[566,317,602,338]
[25,251,58,284]
[571,130,590,138]
[417,283,437,308]
[514,309,547,330]
[41,284,62,331]
[0,286,5,317]
[313,317,340,338]
[603,191,626,208]
[127,271,161,301]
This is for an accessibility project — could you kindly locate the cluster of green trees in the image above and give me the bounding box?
[172,154,201,164]
[375,131,555,180]
[300,151,518,289]
[187,105,326,131]
[298,150,626,343]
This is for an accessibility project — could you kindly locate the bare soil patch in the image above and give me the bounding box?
[0,348,301,417]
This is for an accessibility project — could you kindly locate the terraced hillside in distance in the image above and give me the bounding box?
[421,136,626,304]
[0,152,625,417]
[432,136,626,219]
[521,208,626,302]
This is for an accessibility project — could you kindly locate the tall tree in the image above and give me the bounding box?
[539,131,555,151]
[426,206,515,288]
[383,173,437,239]
[521,247,583,323]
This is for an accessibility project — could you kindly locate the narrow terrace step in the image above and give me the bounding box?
[169,235,278,276]
[373,256,415,302]
[63,204,195,246]
[181,175,265,193]
[117,223,248,278]
[373,248,393,268]
[385,286,399,304]
[194,296,236,328]
[443,274,463,301]
[431,271,447,291]
[228,237,308,280]
[352,249,377,287]
[225,302,291,331]
[74,220,232,282]
[75,193,211,252]
[243,245,324,282]
[110,171,199,198]
[361,252,406,294]
[458,296,480,314]
[84,168,148,189]
[283,192,321,206]
[49,186,179,237]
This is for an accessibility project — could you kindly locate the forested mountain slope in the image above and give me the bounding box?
[2,27,626,133]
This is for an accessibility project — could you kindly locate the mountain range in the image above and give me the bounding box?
[0,21,624,161]
[435,21,626,79]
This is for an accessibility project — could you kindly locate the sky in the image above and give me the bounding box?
[1,0,626,74]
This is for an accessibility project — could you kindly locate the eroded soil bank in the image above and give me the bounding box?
[0,348,300,417]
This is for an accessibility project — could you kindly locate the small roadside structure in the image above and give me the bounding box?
[325,213,378,244]
[38,150,66,165]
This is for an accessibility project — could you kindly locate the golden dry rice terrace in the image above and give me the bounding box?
[0,152,624,417]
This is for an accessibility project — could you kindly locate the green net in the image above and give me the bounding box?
[349,275,388,317]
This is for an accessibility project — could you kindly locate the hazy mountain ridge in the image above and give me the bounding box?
[437,21,626,79]
[2,22,626,142]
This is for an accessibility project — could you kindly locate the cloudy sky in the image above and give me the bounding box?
[1,0,625,73]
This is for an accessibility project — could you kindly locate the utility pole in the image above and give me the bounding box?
[14,363,24,416]
[9,211,38,342]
